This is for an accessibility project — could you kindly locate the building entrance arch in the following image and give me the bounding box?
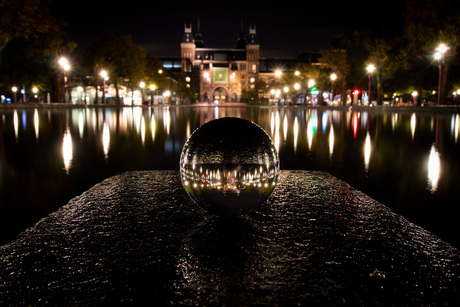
[213,87,228,103]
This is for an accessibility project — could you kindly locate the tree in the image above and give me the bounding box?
[1,0,60,51]
[404,0,460,104]
[83,34,147,104]
[353,31,405,105]
[144,57,168,92]
[319,48,350,105]
[0,0,75,100]
[173,77,196,103]
[296,63,328,104]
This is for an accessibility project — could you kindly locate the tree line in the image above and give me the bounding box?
[1,0,459,104]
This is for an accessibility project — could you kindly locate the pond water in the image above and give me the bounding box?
[1,105,459,247]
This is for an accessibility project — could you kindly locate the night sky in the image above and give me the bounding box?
[52,0,406,58]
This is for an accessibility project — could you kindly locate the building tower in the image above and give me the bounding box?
[236,19,246,49]
[181,22,195,74]
[194,18,204,48]
[245,24,259,93]
[179,20,260,103]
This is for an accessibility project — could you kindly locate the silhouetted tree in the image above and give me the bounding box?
[319,48,350,105]
[404,0,460,103]
[82,34,147,104]
[0,0,75,100]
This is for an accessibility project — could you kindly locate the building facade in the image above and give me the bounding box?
[181,21,260,103]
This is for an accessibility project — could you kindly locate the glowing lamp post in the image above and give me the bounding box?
[412,91,418,105]
[308,79,315,104]
[150,85,156,105]
[435,43,448,105]
[32,87,38,101]
[100,70,108,104]
[366,64,375,104]
[140,81,145,105]
[12,86,17,103]
[330,73,337,102]
[163,90,171,104]
[59,57,70,103]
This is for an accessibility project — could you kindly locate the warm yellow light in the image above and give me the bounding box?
[366,64,375,73]
[100,70,108,79]
[150,85,156,91]
[331,73,337,81]
[434,44,448,61]
[59,57,70,71]
[139,81,145,89]
[436,43,448,55]
[275,70,282,77]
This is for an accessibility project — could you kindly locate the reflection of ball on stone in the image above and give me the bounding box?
[180,117,280,216]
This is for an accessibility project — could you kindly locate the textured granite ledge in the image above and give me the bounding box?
[1,170,459,306]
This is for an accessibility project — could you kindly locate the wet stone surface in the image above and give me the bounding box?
[1,170,459,306]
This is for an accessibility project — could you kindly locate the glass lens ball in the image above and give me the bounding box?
[180,117,280,216]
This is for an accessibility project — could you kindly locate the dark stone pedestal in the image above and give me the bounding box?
[1,171,459,305]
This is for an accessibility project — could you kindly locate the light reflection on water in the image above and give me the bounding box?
[1,106,460,247]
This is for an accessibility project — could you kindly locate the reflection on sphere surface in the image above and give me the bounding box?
[180,117,279,216]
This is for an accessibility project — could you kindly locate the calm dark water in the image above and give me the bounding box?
[1,105,460,247]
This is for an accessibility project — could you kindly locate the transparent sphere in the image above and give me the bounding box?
[180,117,280,216]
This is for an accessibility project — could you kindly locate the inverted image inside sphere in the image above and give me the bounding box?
[180,118,279,216]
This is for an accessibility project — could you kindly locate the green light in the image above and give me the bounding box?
[311,87,319,95]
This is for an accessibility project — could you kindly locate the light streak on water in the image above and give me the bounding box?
[62,129,73,173]
[427,144,441,193]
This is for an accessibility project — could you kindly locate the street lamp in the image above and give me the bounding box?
[163,90,171,104]
[330,73,337,103]
[150,85,156,105]
[12,86,17,103]
[140,81,145,105]
[32,87,38,101]
[59,57,70,103]
[283,86,289,104]
[435,43,448,105]
[100,70,108,104]
[366,64,375,104]
[412,91,418,105]
[307,80,315,104]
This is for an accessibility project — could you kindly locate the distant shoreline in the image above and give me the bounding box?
[1,102,460,114]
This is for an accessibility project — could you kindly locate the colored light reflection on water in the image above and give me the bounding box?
[1,106,460,247]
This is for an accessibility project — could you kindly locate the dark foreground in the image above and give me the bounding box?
[1,170,459,305]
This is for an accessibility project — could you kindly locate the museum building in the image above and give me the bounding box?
[180,21,261,103]
[178,20,321,103]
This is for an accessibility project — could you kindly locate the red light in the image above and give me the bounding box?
[353,89,360,95]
